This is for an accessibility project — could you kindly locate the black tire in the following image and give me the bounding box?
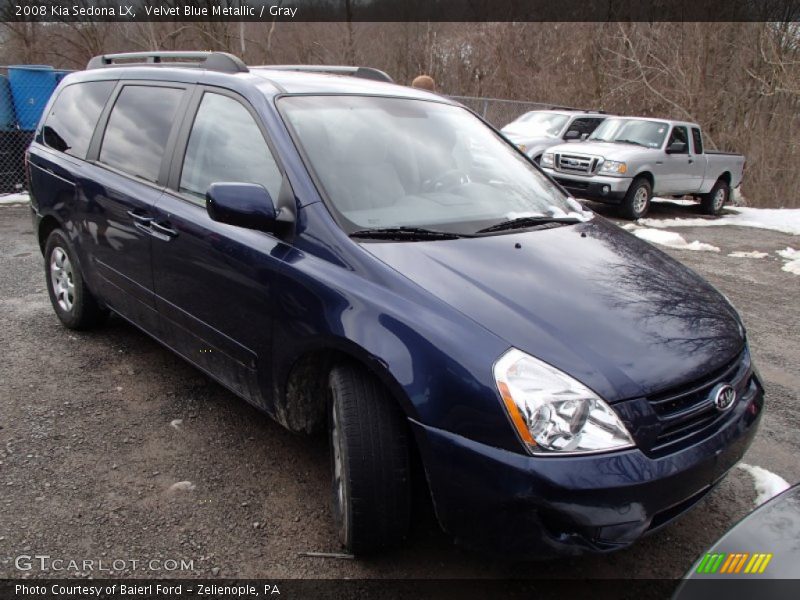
[327,363,411,555]
[44,229,108,330]
[701,179,730,216]
[621,177,652,220]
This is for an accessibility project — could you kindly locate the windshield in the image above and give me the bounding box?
[588,118,669,149]
[504,111,569,138]
[279,96,589,235]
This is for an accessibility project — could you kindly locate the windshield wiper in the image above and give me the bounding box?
[349,226,468,240]
[475,216,581,234]
[615,139,646,147]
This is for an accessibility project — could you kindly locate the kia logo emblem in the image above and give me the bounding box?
[712,384,737,412]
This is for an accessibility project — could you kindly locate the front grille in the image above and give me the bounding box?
[555,153,598,175]
[647,350,753,452]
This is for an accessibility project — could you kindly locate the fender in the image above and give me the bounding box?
[267,204,518,452]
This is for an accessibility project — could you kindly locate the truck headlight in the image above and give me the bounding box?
[493,348,635,455]
[541,152,554,167]
[600,160,627,174]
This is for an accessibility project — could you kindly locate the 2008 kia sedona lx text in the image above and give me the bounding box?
[27,52,763,558]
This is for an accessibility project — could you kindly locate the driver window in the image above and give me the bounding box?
[569,118,603,138]
[180,93,282,204]
[667,126,689,154]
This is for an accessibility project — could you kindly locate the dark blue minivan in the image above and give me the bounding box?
[27,52,763,557]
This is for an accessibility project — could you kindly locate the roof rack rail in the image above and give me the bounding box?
[262,65,393,84]
[86,51,248,74]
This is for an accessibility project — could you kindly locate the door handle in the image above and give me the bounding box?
[127,209,153,224]
[150,221,178,239]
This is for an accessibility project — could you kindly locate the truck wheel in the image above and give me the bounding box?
[621,177,652,220]
[328,363,411,554]
[701,180,730,216]
[44,229,108,330]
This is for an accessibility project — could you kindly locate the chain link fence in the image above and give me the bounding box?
[448,95,600,129]
[0,66,72,200]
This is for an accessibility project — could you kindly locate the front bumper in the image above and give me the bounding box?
[543,168,632,203]
[410,384,763,558]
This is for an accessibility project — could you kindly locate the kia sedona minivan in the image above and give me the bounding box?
[27,52,763,557]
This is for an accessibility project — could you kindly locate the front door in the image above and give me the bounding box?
[151,89,288,406]
[663,125,702,194]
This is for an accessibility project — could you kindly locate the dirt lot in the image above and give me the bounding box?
[0,200,798,580]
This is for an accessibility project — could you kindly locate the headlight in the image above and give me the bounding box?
[600,159,627,174]
[493,348,635,455]
[541,152,554,167]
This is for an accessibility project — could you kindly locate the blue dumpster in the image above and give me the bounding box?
[8,65,57,130]
[0,75,16,131]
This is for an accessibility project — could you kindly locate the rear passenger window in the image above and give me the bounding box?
[41,81,115,159]
[99,85,183,183]
[179,93,282,203]
[692,128,703,154]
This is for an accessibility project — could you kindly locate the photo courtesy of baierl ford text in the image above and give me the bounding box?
[0,1,798,599]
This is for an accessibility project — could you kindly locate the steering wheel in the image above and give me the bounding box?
[422,169,471,193]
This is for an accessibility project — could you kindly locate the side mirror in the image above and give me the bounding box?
[564,130,581,140]
[206,182,277,232]
[666,141,687,154]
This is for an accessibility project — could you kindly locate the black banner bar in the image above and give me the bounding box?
[1,0,799,23]
[4,579,800,600]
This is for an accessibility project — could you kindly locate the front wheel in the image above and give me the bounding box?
[44,229,108,329]
[701,180,730,215]
[621,177,652,220]
[328,364,411,555]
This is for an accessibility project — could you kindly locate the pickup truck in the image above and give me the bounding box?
[500,109,608,163]
[540,117,745,219]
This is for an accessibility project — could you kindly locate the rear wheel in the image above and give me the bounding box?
[328,363,411,554]
[44,229,108,330]
[701,179,730,215]
[621,177,652,220]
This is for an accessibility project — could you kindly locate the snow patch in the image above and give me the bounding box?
[632,228,720,252]
[738,464,791,506]
[777,247,800,275]
[728,251,768,258]
[0,192,30,205]
[782,260,800,275]
[170,419,183,430]
[651,196,697,206]
[638,207,800,236]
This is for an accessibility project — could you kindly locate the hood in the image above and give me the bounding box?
[361,218,744,403]
[547,140,662,162]
[502,130,554,145]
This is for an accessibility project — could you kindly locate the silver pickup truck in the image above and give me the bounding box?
[540,117,745,219]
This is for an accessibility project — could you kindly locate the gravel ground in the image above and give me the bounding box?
[0,200,797,581]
